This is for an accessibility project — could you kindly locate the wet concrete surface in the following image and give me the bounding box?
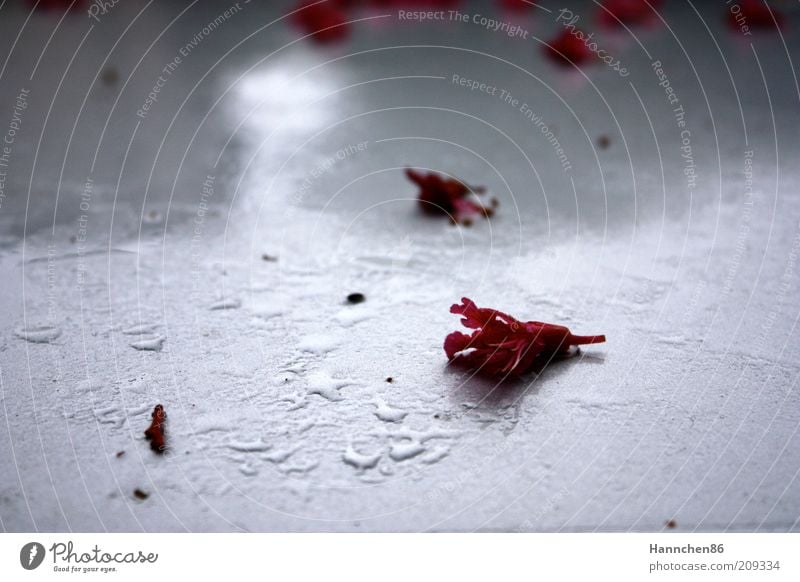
[0,0,798,531]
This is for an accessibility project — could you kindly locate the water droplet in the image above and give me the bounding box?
[130,336,165,351]
[14,325,61,344]
[343,444,381,470]
[374,401,407,423]
[389,441,426,462]
[210,297,241,310]
[228,439,271,453]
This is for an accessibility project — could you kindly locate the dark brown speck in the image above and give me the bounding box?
[347,293,365,304]
[101,67,119,86]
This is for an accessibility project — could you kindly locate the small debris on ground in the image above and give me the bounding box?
[101,67,119,86]
[347,293,365,304]
[144,404,167,454]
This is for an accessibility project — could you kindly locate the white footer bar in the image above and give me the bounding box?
[1,533,797,581]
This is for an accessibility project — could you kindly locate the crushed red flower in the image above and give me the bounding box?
[406,168,496,224]
[144,404,167,453]
[444,297,606,376]
[727,0,782,30]
[543,29,595,67]
[292,0,350,44]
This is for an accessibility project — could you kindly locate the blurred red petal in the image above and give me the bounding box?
[406,169,495,224]
[292,1,350,44]
[544,29,594,67]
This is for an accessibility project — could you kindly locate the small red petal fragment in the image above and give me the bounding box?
[444,331,472,360]
[406,169,493,224]
[727,0,782,30]
[292,1,350,44]
[144,404,167,454]
[544,29,595,67]
[444,297,606,376]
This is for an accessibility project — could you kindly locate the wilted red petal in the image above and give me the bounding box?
[445,298,606,376]
[444,331,472,359]
[406,169,494,224]
[450,297,512,329]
